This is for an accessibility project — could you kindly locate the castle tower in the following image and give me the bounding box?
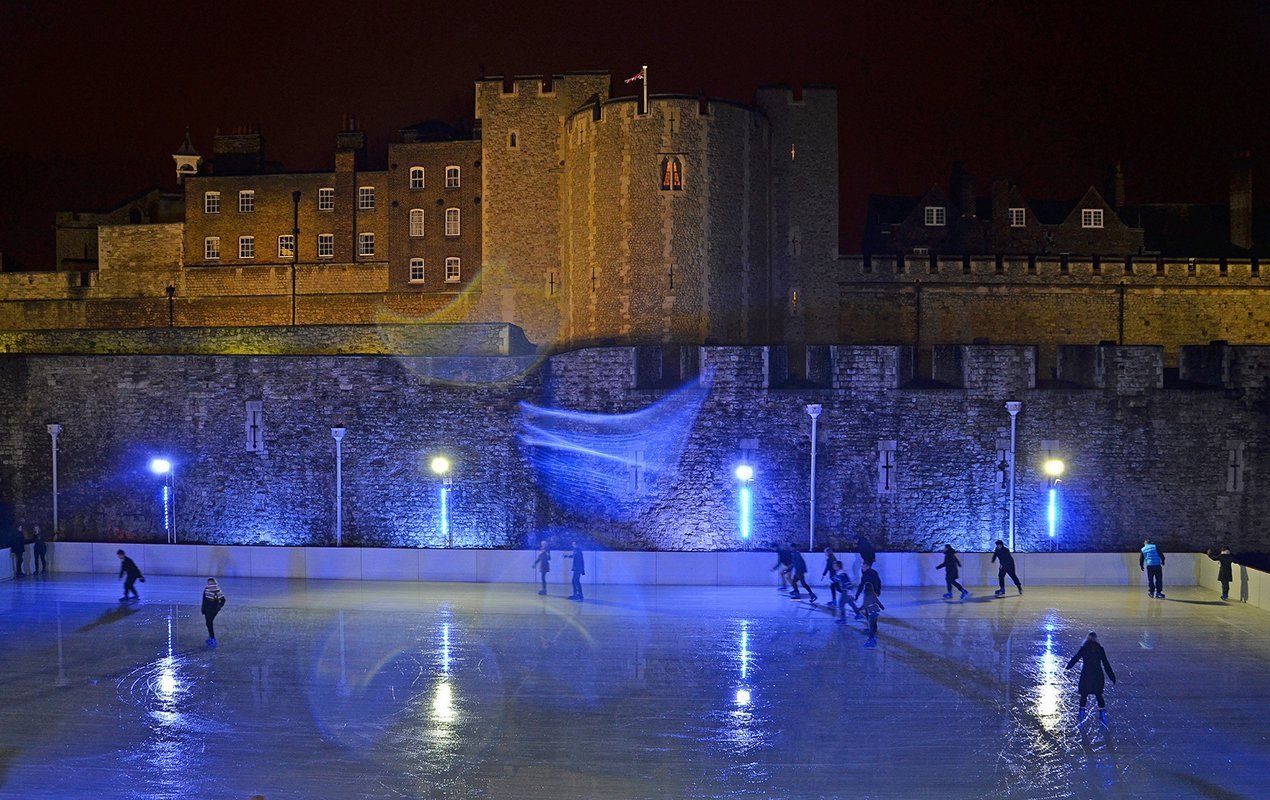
[172,129,201,185]
[753,85,839,343]
[474,71,611,346]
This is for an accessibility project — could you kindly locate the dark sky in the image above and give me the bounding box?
[1,0,1266,266]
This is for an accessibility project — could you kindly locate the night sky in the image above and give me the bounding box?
[1,0,1266,266]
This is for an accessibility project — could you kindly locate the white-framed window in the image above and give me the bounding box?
[409,258,426,282]
[445,166,461,189]
[409,208,425,237]
[923,205,946,226]
[445,207,460,236]
[318,188,334,211]
[445,257,461,283]
[358,186,375,210]
[278,234,295,258]
[238,236,255,259]
[204,236,220,260]
[358,232,375,256]
[317,233,334,258]
[409,167,425,189]
[238,190,255,213]
[1081,208,1104,228]
[1009,207,1026,227]
[204,191,220,214]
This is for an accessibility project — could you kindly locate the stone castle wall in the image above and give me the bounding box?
[1,340,1264,553]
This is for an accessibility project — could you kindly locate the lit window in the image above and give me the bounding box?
[204,192,220,214]
[278,234,295,258]
[238,236,255,259]
[924,206,946,226]
[358,232,375,256]
[318,188,334,211]
[204,237,220,260]
[1081,208,1104,228]
[409,258,426,282]
[1009,208,1026,227]
[445,257,461,283]
[660,156,683,191]
[409,208,425,237]
[445,166,461,189]
[238,190,255,213]
[317,234,334,258]
[445,208,460,236]
[358,186,375,210]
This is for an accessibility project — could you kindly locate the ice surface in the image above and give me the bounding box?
[1,574,1267,799]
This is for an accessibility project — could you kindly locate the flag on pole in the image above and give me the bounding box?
[625,67,646,84]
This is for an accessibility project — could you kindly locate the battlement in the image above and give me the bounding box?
[838,253,1264,285]
[753,84,838,108]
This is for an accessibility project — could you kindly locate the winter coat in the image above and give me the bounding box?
[1208,551,1233,582]
[991,545,1015,571]
[201,584,227,616]
[1139,543,1164,569]
[789,550,808,576]
[566,548,585,575]
[118,557,142,580]
[1066,641,1116,695]
[533,550,551,574]
[936,551,961,579]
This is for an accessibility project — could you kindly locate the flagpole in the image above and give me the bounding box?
[642,65,648,114]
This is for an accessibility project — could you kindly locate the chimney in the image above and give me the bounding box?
[335,113,367,172]
[1107,161,1126,208]
[211,123,264,175]
[1230,151,1253,251]
[950,162,976,219]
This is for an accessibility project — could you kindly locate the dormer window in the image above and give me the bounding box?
[1081,208,1104,228]
[924,205,946,226]
[1009,208,1026,227]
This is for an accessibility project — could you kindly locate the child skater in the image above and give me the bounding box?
[830,560,861,624]
[116,549,144,601]
[1066,631,1117,725]
[787,545,818,603]
[822,546,839,606]
[935,544,969,600]
[201,578,227,647]
[854,559,884,648]
[991,539,1023,596]
[532,540,551,596]
[1207,545,1234,601]
[771,545,793,592]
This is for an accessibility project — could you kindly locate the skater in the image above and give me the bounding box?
[856,533,877,566]
[991,540,1023,596]
[31,526,48,575]
[935,544,969,600]
[1065,631,1116,724]
[9,525,25,578]
[1140,538,1166,598]
[771,545,794,592]
[201,577,226,646]
[1207,546,1234,600]
[563,541,585,601]
[821,546,839,605]
[853,559,884,647]
[117,549,144,601]
[787,545,817,603]
[532,541,551,595]
[830,560,861,623]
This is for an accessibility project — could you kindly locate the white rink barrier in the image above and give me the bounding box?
[36,542,1231,591]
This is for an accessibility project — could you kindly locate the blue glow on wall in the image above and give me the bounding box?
[1047,487,1058,538]
[439,485,450,546]
[739,485,752,540]
[519,374,711,522]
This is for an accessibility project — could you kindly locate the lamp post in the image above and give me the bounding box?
[332,428,346,547]
[735,464,754,542]
[431,456,453,547]
[149,458,175,544]
[1005,402,1021,551]
[805,404,822,552]
[46,424,61,535]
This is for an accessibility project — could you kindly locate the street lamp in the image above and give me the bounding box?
[149,457,175,544]
[805,404,822,552]
[431,456,453,547]
[1042,457,1065,546]
[735,464,754,541]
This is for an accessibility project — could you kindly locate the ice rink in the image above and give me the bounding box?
[1,573,1267,799]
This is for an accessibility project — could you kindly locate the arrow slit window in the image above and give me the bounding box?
[245,401,265,453]
[660,157,683,191]
[877,440,897,494]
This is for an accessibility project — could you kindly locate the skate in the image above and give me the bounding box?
[788,592,802,599]
[808,595,819,604]
[864,638,877,649]
[1078,707,1088,724]
[1017,587,1024,595]
[206,637,217,648]
[1156,592,1166,598]
[1147,590,1155,598]
[960,589,970,600]
[994,589,1005,596]
[1098,709,1108,727]
[942,592,952,599]
[835,617,847,625]
[537,590,547,596]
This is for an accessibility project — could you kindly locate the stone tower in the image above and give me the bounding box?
[173,129,201,185]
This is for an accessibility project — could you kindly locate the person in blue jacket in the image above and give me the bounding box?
[1140,538,1166,598]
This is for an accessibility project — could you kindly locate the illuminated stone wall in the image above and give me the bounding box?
[0,341,1264,553]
